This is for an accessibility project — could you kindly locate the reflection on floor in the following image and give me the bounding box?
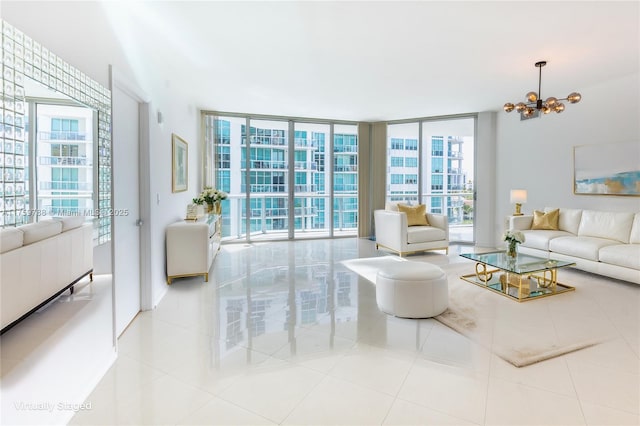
[2,238,639,425]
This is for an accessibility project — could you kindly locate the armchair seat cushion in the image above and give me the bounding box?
[407,226,446,244]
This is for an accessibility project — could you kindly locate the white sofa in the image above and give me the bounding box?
[1,217,93,332]
[374,203,449,256]
[509,208,640,285]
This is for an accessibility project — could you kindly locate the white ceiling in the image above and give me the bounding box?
[103,1,639,121]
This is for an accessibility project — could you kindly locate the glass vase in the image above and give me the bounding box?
[507,241,518,258]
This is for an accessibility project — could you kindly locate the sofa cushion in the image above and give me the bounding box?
[545,207,582,235]
[407,226,446,244]
[599,244,640,270]
[629,213,640,244]
[577,210,635,243]
[53,216,85,232]
[398,204,429,226]
[549,236,620,261]
[532,209,559,230]
[20,220,63,245]
[0,228,24,253]
[385,202,400,212]
[521,230,572,250]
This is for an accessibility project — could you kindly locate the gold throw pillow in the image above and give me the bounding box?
[397,204,430,226]
[531,209,559,230]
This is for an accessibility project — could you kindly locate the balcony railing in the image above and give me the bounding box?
[38,131,88,141]
[334,146,357,153]
[39,156,90,166]
[39,181,93,191]
[333,165,357,172]
[218,193,359,240]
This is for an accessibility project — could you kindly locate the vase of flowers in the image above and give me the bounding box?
[193,187,228,214]
[503,230,525,258]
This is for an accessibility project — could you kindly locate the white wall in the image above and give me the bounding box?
[495,72,640,246]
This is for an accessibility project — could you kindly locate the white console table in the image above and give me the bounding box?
[166,214,221,284]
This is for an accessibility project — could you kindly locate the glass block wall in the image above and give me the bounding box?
[1,20,112,243]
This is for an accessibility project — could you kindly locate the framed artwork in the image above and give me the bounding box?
[172,134,188,193]
[574,141,640,196]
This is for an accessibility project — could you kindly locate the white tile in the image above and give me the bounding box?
[328,344,414,395]
[581,401,640,426]
[116,375,214,425]
[567,359,640,415]
[489,354,576,397]
[177,397,276,425]
[271,327,356,361]
[218,364,324,423]
[564,337,640,375]
[168,347,276,396]
[397,358,489,424]
[383,398,479,426]
[485,377,585,425]
[421,321,492,372]
[282,376,395,425]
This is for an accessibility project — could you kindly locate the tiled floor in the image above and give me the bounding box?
[4,238,640,425]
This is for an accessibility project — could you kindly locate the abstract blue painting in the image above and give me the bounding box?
[574,141,640,196]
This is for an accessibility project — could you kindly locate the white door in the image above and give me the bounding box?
[113,85,141,336]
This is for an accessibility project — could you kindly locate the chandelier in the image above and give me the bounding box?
[503,61,581,118]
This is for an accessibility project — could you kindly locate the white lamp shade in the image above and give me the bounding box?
[510,189,528,204]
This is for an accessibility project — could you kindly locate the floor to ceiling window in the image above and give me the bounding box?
[387,116,475,243]
[204,113,358,242]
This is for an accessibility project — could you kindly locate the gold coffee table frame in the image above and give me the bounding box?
[460,251,575,302]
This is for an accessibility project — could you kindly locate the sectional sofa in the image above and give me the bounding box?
[509,208,640,285]
[0,217,93,332]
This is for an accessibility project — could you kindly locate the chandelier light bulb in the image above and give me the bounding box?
[502,61,581,118]
[567,92,582,103]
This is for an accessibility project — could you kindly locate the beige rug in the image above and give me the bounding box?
[342,256,609,367]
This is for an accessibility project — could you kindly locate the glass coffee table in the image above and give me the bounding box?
[459,251,576,302]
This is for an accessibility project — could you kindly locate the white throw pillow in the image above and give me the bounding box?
[546,207,582,235]
[385,202,400,212]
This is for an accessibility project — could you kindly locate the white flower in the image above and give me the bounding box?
[503,230,525,244]
[199,187,228,204]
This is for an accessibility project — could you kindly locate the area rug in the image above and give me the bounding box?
[342,256,610,367]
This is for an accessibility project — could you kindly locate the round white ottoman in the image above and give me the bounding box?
[376,261,448,318]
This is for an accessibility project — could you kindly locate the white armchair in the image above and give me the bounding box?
[374,204,449,257]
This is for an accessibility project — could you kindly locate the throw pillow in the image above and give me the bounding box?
[532,209,559,230]
[397,204,430,226]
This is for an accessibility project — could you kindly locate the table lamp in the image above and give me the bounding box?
[510,189,527,216]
